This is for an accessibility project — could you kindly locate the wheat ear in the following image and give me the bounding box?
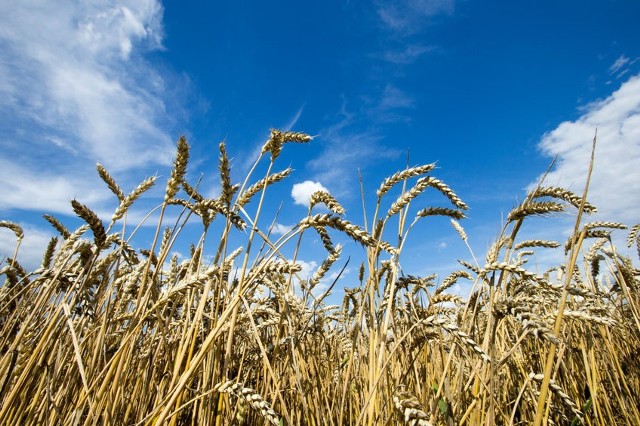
[164,136,190,202]
[377,163,436,198]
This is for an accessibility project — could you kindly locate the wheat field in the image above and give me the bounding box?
[1,129,639,425]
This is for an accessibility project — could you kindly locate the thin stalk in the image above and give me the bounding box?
[533,131,597,426]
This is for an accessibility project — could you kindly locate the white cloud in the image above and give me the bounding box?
[523,73,640,266]
[0,157,107,214]
[291,181,329,207]
[296,259,318,280]
[0,0,179,215]
[307,129,386,194]
[292,260,349,298]
[239,104,307,174]
[382,44,433,64]
[271,223,293,236]
[0,224,54,272]
[313,269,349,298]
[378,85,414,112]
[609,55,630,75]
[284,104,305,132]
[535,73,640,226]
[306,100,401,198]
[377,0,455,34]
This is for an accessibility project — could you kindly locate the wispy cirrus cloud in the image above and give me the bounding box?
[306,98,401,198]
[238,104,307,174]
[303,3,450,203]
[381,43,434,64]
[375,84,415,118]
[609,55,631,75]
[376,0,455,34]
[0,0,180,215]
[606,54,639,82]
[284,104,306,132]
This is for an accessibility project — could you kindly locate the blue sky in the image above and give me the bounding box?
[1,0,639,295]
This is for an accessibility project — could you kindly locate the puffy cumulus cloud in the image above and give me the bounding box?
[292,260,349,298]
[0,0,179,214]
[534,73,640,226]
[291,181,329,207]
[296,260,318,280]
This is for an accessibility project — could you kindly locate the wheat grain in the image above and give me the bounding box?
[560,310,615,326]
[310,190,345,215]
[180,178,204,202]
[40,237,58,269]
[416,207,465,220]
[507,201,565,222]
[564,229,612,253]
[43,214,70,238]
[218,142,236,207]
[627,223,640,258]
[423,176,468,210]
[377,163,436,198]
[112,175,157,222]
[514,240,560,250]
[164,136,190,202]
[96,163,124,201]
[71,200,106,249]
[300,214,396,254]
[309,244,342,290]
[387,177,432,217]
[450,219,468,242]
[531,186,596,214]
[261,129,312,161]
[393,393,433,426]
[437,270,472,295]
[261,260,302,275]
[430,293,462,305]
[236,167,292,207]
[215,381,281,425]
[529,373,583,422]
[0,221,23,242]
[584,221,627,230]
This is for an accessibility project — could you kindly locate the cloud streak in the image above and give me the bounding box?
[306,84,415,197]
[308,114,399,198]
[0,0,179,214]
[0,223,54,271]
[376,0,455,34]
[381,44,434,64]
